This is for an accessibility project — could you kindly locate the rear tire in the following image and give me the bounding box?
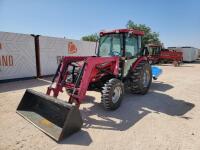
[127,61,152,95]
[101,78,124,110]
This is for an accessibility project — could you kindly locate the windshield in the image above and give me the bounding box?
[98,33,140,58]
[149,47,161,55]
[98,34,122,56]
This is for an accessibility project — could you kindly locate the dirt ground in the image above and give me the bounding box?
[0,61,200,150]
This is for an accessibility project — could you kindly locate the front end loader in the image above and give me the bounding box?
[17,29,152,141]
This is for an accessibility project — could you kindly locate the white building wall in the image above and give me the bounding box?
[39,36,96,76]
[0,32,36,80]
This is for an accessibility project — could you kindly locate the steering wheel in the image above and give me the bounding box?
[110,50,121,56]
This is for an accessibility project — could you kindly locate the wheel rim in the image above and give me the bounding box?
[143,69,150,87]
[112,86,121,103]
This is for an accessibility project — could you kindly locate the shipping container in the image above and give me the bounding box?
[0,32,36,81]
[168,46,198,62]
[39,36,96,76]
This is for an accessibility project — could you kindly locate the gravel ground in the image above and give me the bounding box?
[0,61,200,150]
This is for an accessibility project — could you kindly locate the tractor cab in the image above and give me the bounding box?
[145,44,162,56]
[144,44,162,64]
[98,29,144,59]
[97,29,145,77]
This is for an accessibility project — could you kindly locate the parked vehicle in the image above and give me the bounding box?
[17,29,152,141]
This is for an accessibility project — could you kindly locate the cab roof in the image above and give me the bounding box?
[100,29,144,36]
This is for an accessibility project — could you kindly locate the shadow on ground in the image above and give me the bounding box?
[0,77,52,93]
[59,130,92,146]
[2,78,194,146]
[189,60,200,64]
[80,81,194,132]
[157,59,200,66]
[150,81,174,92]
[157,64,193,67]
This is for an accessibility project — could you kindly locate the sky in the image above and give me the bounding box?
[0,0,200,48]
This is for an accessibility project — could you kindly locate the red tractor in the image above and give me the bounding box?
[144,44,183,66]
[144,44,161,64]
[17,29,152,141]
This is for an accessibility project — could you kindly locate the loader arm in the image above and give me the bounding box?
[46,56,88,97]
[73,57,119,105]
[47,56,120,106]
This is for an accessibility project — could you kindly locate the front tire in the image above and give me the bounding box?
[101,78,124,110]
[127,60,152,95]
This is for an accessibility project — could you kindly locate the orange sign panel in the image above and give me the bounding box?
[68,42,77,54]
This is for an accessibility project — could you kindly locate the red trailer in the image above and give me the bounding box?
[144,44,183,66]
[160,49,183,66]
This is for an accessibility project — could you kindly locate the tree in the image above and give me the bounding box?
[126,20,161,47]
[81,20,161,47]
[81,33,99,42]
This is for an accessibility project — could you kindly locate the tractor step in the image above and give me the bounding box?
[16,89,83,142]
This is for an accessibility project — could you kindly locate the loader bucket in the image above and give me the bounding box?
[16,89,83,142]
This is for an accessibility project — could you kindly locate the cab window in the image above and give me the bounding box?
[98,34,122,56]
[125,34,139,58]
